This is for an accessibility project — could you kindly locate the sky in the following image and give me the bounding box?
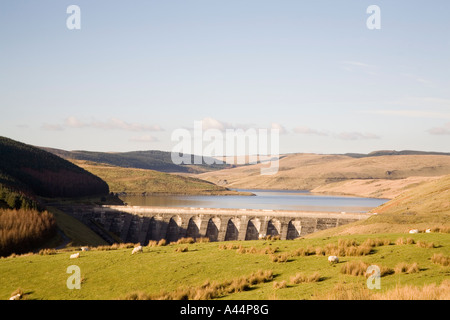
[1,0,449,155]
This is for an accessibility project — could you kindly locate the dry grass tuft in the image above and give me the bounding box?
[175,246,189,253]
[270,253,290,263]
[123,269,274,300]
[395,237,416,245]
[431,253,450,266]
[290,272,321,284]
[416,240,436,249]
[394,262,420,274]
[314,280,450,300]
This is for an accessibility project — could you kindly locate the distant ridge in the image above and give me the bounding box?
[343,150,450,158]
[40,147,229,173]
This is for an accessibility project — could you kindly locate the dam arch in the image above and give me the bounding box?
[224,218,240,241]
[245,218,261,240]
[266,218,281,237]
[205,217,221,241]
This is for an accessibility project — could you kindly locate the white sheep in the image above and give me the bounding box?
[328,255,339,264]
[81,247,89,252]
[70,252,80,259]
[131,246,143,255]
[9,293,21,300]
[409,229,419,234]
[425,229,431,233]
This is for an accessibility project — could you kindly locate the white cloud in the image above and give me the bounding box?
[428,122,450,135]
[129,135,160,142]
[271,122,288,134]
[43,116,164,132]
[201,117,231,131]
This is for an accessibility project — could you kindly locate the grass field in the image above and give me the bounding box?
[1,232,448,300]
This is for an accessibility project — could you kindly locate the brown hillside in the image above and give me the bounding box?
[196,153,450,198]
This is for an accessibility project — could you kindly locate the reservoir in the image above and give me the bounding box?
[120,189,388,213]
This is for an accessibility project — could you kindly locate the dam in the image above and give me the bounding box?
[60,205,373,244]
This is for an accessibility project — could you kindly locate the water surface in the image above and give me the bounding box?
[120,189,388,213]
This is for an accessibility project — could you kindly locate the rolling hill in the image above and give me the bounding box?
[72,160,251,196]
[0,137,110,209]
[41,147,230,174]
[195,153,450,198]
[305,174,450,237]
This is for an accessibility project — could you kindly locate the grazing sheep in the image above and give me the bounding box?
[131,246,143,255]
[425,229,431,233]
[409,229,419,234]
[81,247,89,251]
[70,252,80,259]
[258,234,266,240]
[328,255,339,264]
[9,293,22,300]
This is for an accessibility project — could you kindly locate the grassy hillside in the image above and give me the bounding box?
[0,137,109,206]
[196,153,450,197]
[0,232,448,300]
[306,175,450,237]
[74,160,251,196]
[42,147,229,174]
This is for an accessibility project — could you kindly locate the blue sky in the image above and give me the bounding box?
[1,0,449,154]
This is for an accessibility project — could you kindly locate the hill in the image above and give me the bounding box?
[41,147,230,174]
[195,153,450,198]
[73,160,251,196]
[305,174,450,237]
[0,137,109,209]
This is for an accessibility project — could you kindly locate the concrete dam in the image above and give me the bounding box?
[61,205,372,244]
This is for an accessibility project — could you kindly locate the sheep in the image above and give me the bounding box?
[9,293,21,300]
[70,252,80,259]
[258,233,266,240]
[425,229,431,233]
[409,229,419,234]
[81,247,89,252]
[328,255,339,264]
[131,245,143,255]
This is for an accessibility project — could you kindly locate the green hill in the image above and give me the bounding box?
[41,147,229,173]
[0,137,110,209]
[73,160,251,196]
